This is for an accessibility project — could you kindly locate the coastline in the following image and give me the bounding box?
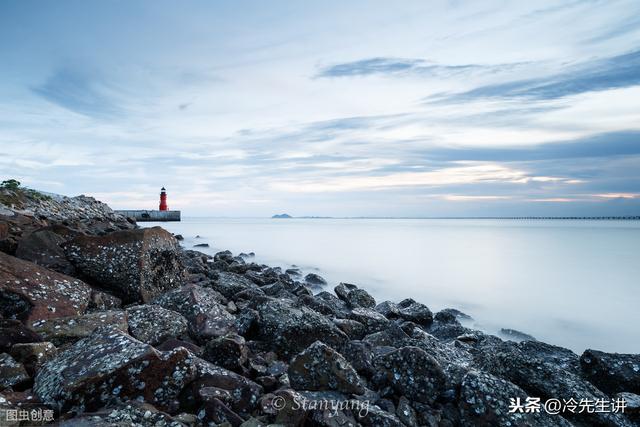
[1,187,639,426]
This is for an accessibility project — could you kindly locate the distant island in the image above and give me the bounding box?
[271,213,292,218]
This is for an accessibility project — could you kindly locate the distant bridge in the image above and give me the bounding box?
[115,210,181,222]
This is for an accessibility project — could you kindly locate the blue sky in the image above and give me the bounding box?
[1,0,639,216]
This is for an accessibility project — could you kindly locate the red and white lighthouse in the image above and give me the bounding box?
[159,187,168,211]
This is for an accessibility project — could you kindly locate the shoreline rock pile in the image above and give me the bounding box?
[1,188,639,426]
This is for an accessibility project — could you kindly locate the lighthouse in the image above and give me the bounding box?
[159,187,168,211]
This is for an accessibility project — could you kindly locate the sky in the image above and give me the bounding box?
[1,0,639,217]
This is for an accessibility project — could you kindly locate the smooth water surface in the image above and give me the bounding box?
[143,218,640,354]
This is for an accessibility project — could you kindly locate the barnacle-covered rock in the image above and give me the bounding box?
[0,252,92,324]
[31,310,128,347]
[0,353,30,391]
[288,341,365,394]
[9,342,57,377]
[581,349,640,395]
[64,227,184,303]
[127,305,189,346]
[33,325,197,414]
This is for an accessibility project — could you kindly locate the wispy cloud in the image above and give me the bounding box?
[316,57,527,79]
[32,66,123,118]
[429,50,640,102]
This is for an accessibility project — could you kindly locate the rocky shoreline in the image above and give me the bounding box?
[1,186,639,426]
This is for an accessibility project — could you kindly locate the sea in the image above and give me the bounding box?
[141,218,640,355]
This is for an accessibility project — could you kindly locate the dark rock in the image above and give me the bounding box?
[499,328,537,342]
[88,289,122,311]
[56,401,187,426]
[373,346,446,404]
[0,319,43,352]
[64,227,184,303]
[347,308,390,334]
[305,273,327,287]
[356,404,403,427]
[15,226,78,275]
[251,297,348,357]
[212,271,259,299]
[174,234,184,241]
[581,349,640,395]
[152,284,234,342]
[202,333,248,372]
[187,356,262,416]
[285,268,301,277]
[335,283,376,309]
[288,341,365,394]
[155,338,202,355]
[459,370,572,427]
[34,325,197,413]
[437,308,472,322]
[127,305,189,346]
[0,353,30,391]
[199,397,244,426]
[9,342,57,377]
[333,318,366,340]
[396,396,418,427]
[396,298,433,327]
[31,310,128,347]
[0,251,92,324]
[193,243,209,248]
[340,340,376,377]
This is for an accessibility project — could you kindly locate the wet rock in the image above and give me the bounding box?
[396,396,418,427]
[34,325,197,413]
[64,227,184,303]
[31,310,128,347]
[0,251,92,324]
[396,298,433,327]
[347,308,390,334]
[15,226,78,275]
[155,338,202,355]
[199,397,244,426]
[459,370,572,427]
[174,234,184,241]
[57,401,187,426]
[88,289,122,311]
[0,353,30,391]
[152,284,235,342]
[581,349,640,395]
[340,340,376,378]
[335,283,376,309]
[285,268,301,277]
[499,328,537,342]
[288,341,365,394]
[437,308,472,322]
[251,297,348,357]
[202,333,248,372]
[305,273,327,287]
[187,357,262,416]
[356,404,403,427]
[333,318,366,340]
[9,342,57,376]
[0,319,43,352]
[193,243,209,248]
[373,346,446,404]
[127,305,189,346]
[212,271,260,299]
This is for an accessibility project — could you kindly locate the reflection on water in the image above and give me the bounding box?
[143,218,640,354]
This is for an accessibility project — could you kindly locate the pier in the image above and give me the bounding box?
[115,210,180,222]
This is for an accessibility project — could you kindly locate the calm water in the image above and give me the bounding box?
[143,218,640,354]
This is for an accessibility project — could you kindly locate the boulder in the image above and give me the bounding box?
[64,227,184,303]
[31,310,128,347]
[0,252,92,324]
[304,273,327,287]
[0,353,30,391]
[396,298,433,327]
[459,370,572,427]
[33,325,198,413]
[9,342,57,376]
[334,283,376,309]
[212,271,259,299]
[14,225,79,275]
[0,319,43,352]
[56,401,188,426]
[127,305,189,346]
[288,341,365,394]
[251,297,348,357]
[347,308,390,334]
[333,318,366,340]
[202,333,248,372]
[152,284,235,342]
[581,349,640,395]
[373,346,446,404]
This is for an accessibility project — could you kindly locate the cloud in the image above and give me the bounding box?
[430,49,640,102]
[31,66,123,118]
[316,57,527,79]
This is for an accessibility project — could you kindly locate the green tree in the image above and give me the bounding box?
[0,179,21,190]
